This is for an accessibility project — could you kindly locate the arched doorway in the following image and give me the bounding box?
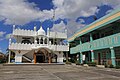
[34,48,57,63]
[36,52,45,63]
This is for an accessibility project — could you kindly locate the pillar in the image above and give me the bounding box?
[49,53,51,64]
[90,33,93,41]
[110,47,116,66]
[79,52,83,64]
[90,33,94,62]
[34,53,36,64]
[39,37,41,44]
[91,50,94,62]
[79,37,83,64]
[8,51,11,63]
[43,37,45,45]
[80,37,82,44]
[47,27,49,45]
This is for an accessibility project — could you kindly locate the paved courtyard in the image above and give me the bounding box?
[0,64,120,80]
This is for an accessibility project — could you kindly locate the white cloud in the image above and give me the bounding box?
[80,7,99,17]
[77,19,85,23]
[0,49,2,52]
[0,32,13,41]
[51,21,66,33]
[106,9,113,14]
[67,19,86,37]
[0,0,120,36]
[5,33,12,39]
[0,0,53,25]
[52,0,64,8]
[52,0,120,37]
[0,31,6,37]
[0,47,2,52]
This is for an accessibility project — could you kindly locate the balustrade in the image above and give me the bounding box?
[70,33,120,54]
[9,43,69,51]
[13,29,35,36]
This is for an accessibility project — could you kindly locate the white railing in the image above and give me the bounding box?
[9,43,69,51]
[13,29,36,36]
[50,45,69,51]
[13,29,67,39]
[9,43,33,50]
[32,44,49,49]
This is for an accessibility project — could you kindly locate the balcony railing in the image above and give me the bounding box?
[9,43,69,51]
[13,29,35,36]
[9,43,34,50]
[70,32,120,54]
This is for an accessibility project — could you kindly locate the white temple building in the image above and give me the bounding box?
[8,24,69,64]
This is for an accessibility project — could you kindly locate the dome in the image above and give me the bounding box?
[37,26,46,36]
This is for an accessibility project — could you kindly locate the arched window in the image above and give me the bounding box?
[36,38,39,44]
[40,38,43,44]
[21,39,31,44]
[44,38,47,44]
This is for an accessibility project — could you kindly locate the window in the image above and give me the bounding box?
[21,39,31,44]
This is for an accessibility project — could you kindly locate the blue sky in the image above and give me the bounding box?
[0,0,120,53]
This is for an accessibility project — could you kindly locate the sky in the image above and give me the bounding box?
[0,0,120,53]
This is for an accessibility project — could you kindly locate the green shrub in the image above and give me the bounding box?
[63,59,66,62]
[87,62,96,66]
[69,58,76,63]
[66,61,71,65]
[0,59,5,64]
[109,64,114,68]
[104,64,108,68]
[75,61,80,65]
[115,65,120,69]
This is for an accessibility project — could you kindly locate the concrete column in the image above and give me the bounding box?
[80,37,82,44]
[34,40,37,46]
[34,53,36,64]
[110,47,116,66]
[49,53,51,63]
[91,50,94,62]
[43,37,45,44]
[90,33,93,41]
[8,51,11,63]
[79,37,83,64]
[79,52,83,64]
[39,37,41,44]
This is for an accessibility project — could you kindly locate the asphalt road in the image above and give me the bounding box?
[0,64,120,80]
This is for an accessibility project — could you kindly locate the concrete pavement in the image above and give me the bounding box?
[0,64,120,80]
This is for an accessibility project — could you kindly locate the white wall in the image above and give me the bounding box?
[15,53,22,63]
[55,51,64,63]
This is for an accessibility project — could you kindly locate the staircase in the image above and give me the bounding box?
[22,55,32,63]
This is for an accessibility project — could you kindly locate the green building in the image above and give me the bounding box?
[68,8,120,67]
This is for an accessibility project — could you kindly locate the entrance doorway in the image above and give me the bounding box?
[34,48,57,63]
[36,54,45,63]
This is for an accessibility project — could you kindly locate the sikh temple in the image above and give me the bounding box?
[8,25,69,64]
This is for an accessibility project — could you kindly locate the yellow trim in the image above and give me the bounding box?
[68,11,120,41]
